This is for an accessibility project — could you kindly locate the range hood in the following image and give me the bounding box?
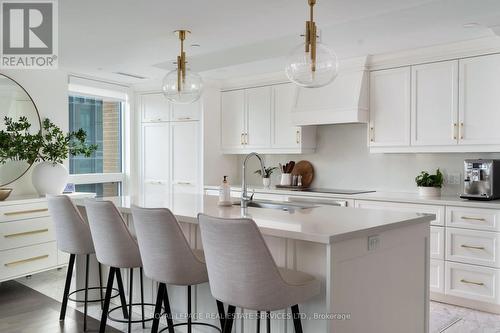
[291,56,369,126]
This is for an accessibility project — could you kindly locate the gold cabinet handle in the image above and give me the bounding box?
[461,216,486,222]
[241,133,244,145]
[176,117,192,120]
[370,127,374,142]
[460,278,484,286]
[4,208,49,216]
[4,254,49,267]
[244,133,248,145]
[4,229,49,238]
[296,130,300,144]
[453,123,457,140]
[176,181,191,185]
[461,244,485,250]
[459,122,464,140]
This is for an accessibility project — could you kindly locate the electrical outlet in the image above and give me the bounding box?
[447,172,461,185]
[368,235,380,251]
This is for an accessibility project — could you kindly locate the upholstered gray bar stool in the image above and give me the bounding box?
[85,199,155,333]
[47,195,128,331]
[198,214,321,333]
[131,206,225,333]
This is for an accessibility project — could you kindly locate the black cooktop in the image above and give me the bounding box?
[301,188,376,195]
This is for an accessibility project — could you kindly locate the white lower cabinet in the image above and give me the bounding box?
[431,226,444,260]
[446,227,500,268]
[430,259,445,294]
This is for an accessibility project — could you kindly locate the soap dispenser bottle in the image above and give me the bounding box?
[218,176,232,206]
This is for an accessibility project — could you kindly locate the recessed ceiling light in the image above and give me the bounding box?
[463,22,481,28]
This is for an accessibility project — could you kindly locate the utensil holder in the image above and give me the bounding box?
[280,173,292,186]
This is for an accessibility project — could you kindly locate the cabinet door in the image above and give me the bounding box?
[171,100,200,121]
[369,67,411,147]
[246,86,272,149]
[459,54,500,144]
[170,121,200,195]
[221,90,245,150]
[411,61,458,146]
[142,123,170,185]
[273,83,301,148]
[141,93,170,122]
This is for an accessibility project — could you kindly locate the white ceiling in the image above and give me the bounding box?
[59,0,500,84]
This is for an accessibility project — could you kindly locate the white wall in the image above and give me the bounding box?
[2,69,68,195]
[239,123,500,196]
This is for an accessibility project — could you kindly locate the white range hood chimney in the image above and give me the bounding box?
[291,56,369,126]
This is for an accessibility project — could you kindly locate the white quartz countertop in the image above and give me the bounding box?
[76,194,433,244]
[205,185,500,209]
[0,192,95,207]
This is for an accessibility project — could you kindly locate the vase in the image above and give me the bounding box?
[417,186,441,197]
[262,177,271,189]
[32,162,69,196]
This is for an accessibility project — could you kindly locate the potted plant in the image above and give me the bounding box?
[0,117,97,195]
[415,169,444,197]
[255,166,278,189]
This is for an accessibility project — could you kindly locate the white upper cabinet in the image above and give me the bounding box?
[459,54,500,145]
[245,86,272,149]
[369,67,411,147]
[141,93,170,122]
[274,83,300,148]
[171,100,201,121]
[411,61,458,146]
[221,89,245,150]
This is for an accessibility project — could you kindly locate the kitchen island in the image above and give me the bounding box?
[75,194,433,333]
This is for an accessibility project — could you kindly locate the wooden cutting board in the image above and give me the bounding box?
[291,160,314,187]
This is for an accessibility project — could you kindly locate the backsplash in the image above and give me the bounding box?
[239,123,500,196]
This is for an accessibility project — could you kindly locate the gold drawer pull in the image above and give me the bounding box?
[460,278,484,286]
[4,208,49,216]
[176,182,191,185]
[4,254,49,267]
[176,117,192,120]
[460,216,486,222]
[461,244,485,250]
[4,228,49,238]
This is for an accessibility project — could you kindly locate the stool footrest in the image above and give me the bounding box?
[107,302,156,324]
[158,321,222,333]
[68,286,120,303]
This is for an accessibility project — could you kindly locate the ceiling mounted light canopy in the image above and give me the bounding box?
[285,0,338,88]
[162,30,203,104]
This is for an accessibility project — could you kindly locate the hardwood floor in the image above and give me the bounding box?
[0,280,120,333]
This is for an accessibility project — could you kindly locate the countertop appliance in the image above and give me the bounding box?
[461,159,500,200]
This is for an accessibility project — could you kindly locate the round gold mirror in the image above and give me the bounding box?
[0,74,41,187]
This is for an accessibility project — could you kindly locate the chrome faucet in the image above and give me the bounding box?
[241,152,266,208]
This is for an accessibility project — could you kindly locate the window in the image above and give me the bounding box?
[67,79,128,197]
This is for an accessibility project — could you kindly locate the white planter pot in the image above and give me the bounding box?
[263,177,271,189]
[32,162,68,196]
[418,186,441,197]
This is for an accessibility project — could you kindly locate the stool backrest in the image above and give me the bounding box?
[47,195,95,255]
[85,199,142,268]
[198,214,286,309]
[131,206,207,285]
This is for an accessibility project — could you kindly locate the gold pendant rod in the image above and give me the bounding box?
[174,30,190,92]
[305,0,317,72]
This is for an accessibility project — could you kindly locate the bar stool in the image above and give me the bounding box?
[47,195,127,331]
[85,199,155,333]
[131,206,225,333]
[198,214,321,333]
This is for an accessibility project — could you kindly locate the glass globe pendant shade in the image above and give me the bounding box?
[285,42,339,88]
[162,68,203,104]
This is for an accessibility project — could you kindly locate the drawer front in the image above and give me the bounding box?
[445,261,500,304]
[430,259,445,294]
[0,202,50,223]
[431,226,445,260]
[446,206,500,231]
[446,227,500,268]
[355,200,443,226]
[0,217,55,251]
[0,242,57,281]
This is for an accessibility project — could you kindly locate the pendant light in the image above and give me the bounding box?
[285,0,338,88]
[162,30,203,104]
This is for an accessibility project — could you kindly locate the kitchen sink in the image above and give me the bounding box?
[233,200,317,211]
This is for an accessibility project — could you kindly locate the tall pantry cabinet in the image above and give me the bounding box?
[139,93,202,207]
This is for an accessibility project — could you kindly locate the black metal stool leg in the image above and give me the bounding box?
[256,311,261,333]
[291,305,303,333]
[98,262,104,309]
[163,285,175,333]
[224,305,236,333]
[83,254,90,331]
[128,268,133,333]
[187,285,192,333]
[140,267,145,329]
[266,311,271,333]
[216,300,225,329]
[115,268,129,319]
[151,283,165,333]
[99,267,116,333]
[60,253,75,321]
